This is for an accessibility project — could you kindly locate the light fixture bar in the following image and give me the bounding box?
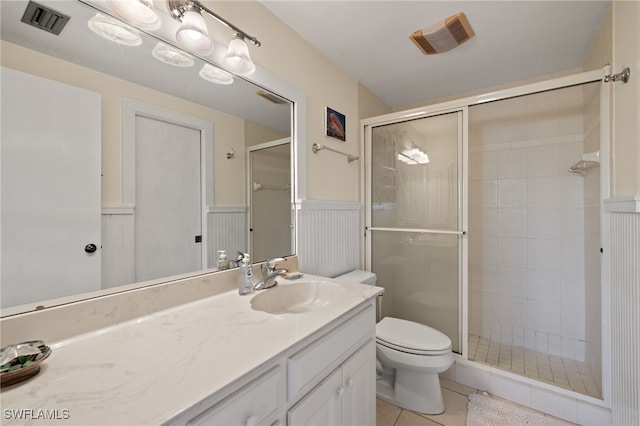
[168,0,261,47]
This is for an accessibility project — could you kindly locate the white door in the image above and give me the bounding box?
[1,67,101,308]
[134,115,202,282]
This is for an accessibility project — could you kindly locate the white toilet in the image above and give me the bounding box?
[335,270,454,415]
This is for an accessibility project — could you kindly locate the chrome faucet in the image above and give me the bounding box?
[253,257,288,290]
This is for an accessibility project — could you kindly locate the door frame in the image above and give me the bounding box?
[122,99,214,270]
[362,107,467,355]
[246,137,292,258]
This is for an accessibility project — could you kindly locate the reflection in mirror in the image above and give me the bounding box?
[0,0,294,314]
[249,139,292,262]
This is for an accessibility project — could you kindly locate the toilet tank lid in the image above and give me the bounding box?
[334,270,376,285]
[376,317,451,352]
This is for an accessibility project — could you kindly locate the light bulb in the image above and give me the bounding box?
[107,0,159,30]
[176,10,213,55]
[223,35,255,76]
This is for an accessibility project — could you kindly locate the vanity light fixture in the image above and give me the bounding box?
[223,33,256,76]
[168,0,261,75]
[88,14,142,46]
[152,42,194,67]
[175,9,213,55]
[199,64,234,85]
[107,0,160,30]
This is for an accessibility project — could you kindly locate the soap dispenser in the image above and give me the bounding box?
[217,250,229,270]
[238,253,253,295]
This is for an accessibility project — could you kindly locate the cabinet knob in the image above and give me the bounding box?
[246,415,258,426]
[337,386,345,397]
[346,378,354,387]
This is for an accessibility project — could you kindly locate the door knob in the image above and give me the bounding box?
[84,243,97,253]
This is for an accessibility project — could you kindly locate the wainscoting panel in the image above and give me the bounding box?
[609,210,640,426]
[101,210,135,289]
[208,208,246,267]
[296,201,361,277]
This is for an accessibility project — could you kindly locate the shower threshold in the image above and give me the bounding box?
[468,334,601,399]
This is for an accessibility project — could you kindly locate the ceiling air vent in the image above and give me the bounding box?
[410,12,474,55]
[256,90,288,105]
[21,1,70,36]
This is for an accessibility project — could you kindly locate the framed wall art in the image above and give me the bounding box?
[325,107,346,141]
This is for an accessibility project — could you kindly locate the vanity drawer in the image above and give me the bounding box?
[287,305,374,401]
[187,366,284,426]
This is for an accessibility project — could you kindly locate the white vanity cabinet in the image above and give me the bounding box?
[182,302,377,426]
[186,366,285,426]
[288,340,375,426]
[286,305,376,426]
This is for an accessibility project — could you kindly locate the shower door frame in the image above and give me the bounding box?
[361,67,611,404]
[363,107,469,356]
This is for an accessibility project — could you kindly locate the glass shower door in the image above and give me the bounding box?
[366,111,464,353]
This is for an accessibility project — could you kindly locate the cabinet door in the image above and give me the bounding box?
[288,368,343,426]
[188,367,283,426]
[342,340,376,426]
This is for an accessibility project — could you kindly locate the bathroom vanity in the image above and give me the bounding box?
[0,269,382,425]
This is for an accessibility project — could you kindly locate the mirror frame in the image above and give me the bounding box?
[0,0,307,318]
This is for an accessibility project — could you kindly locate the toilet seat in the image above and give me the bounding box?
[376,317,452,356]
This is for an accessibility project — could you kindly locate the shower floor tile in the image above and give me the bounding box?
[468,334,602,399]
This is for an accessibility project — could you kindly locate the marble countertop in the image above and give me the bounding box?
[0,275,381,425]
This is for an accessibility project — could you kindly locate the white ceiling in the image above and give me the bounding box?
[260,1,611,109]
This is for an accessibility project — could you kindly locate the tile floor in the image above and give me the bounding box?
[376,378,574,426]
[376,378,476,426]
[468,334,601,399]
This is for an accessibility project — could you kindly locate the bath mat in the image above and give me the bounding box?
[466,392,573,426]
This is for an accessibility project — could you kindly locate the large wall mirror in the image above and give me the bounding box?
[1,0,299,315]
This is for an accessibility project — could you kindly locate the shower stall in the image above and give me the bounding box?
[363,70,607,401]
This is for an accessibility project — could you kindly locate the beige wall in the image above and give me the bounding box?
[586,1,640,198]
[1,40,247,207]
[245,121,288,147]
[611,1,640,196]
[358,82,393,121]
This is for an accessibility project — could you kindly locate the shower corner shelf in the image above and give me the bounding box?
[569,150,600,176]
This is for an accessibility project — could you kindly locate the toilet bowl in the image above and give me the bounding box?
[335,270,455,415]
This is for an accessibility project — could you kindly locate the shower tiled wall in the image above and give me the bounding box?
[468,86,589,361]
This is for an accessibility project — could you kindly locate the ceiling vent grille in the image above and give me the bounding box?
[256,90,288,105]
[21,1,70,36]
[410,12,474,55]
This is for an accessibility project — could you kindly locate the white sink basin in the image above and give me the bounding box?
[250,281,347,314]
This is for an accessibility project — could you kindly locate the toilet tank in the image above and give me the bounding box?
[335,270,381,322]
[335,270,377,285]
